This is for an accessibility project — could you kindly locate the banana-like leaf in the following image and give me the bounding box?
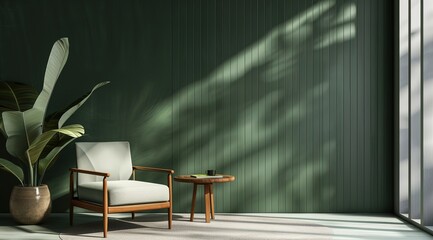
[0,158,24,186]
[33,38,69,125]
[2,110,43,164]
[0,81,38,112]
[3,38,69,164]
[0,120,4,137]
[37,137,78,185]
[0,82,38,136]
[44,81,110,130]
[26,124,84,165]
[58,81,109,128]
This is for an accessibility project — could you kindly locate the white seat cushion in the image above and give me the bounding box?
[77,180,169,206]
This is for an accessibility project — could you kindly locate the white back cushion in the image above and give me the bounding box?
[76,142,133,185]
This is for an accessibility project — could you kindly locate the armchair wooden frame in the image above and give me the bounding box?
[69,166,174,238]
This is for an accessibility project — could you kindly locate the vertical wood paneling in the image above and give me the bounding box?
[285,0,292,213]
[384,0,394,214]
[329,0,338,213]
[215,0,224,213]
[343,0,351,212]
[378,0,384,212]
[356,0,365,212]
[350,0,358,212]
[172,0,181,212]
[277,0,285,213]
[306,0,314,213]
[251,0,259,213]
[371,0,379,212]
[300,0,308,213]
[364,0,372,211]
[323,0,332,213]
[172,0,394,213]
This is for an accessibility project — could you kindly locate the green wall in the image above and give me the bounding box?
[0,0,394,213]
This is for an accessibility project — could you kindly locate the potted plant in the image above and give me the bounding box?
[0,38,109,224]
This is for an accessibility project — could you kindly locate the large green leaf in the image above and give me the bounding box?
[3,38,70,164]
[33,38,69,125]
[0,82,38,136]
[58,81,109,128]
[0,82,38,112]
[26,124,84,165]
[44,81,110,130]
[0,158,24,186]
[2,110,43,164]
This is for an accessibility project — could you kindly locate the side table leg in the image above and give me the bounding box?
[204,184,211,223]
[210,184,215,219]
[190,183,197,221]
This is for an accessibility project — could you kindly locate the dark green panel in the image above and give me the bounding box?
[0,0,394,213]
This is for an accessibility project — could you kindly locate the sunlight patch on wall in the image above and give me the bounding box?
[315,23,356,49]
[336,3,356,24]
[315,3,356,49]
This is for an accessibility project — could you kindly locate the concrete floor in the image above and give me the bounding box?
[0,213,432,240]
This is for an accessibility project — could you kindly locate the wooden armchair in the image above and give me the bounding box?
[69,142,174,238]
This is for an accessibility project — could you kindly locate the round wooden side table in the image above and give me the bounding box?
[174,175,235,223]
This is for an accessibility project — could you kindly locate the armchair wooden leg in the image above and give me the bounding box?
[168,206,172,229]
[168,173,173,229]
[103,212,108,238]
[131,212,135,220]
[69,171,74,226]
[103,177,108,238]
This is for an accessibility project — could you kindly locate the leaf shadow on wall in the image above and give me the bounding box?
[131,0,362,213]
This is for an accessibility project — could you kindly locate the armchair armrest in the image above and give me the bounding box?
[69,168,110,212]
[70,168,110,177]
[131,166,174,203]
[132,166,174,174]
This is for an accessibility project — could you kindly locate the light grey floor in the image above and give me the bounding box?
[0,213,432,240]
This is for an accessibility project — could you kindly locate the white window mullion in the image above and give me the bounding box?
[410,0,422,221]
[399,0,410,216]
[422,0,433,226]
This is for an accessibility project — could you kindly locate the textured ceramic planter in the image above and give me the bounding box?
[9,185,51,225]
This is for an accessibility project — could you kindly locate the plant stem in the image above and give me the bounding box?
[38,171,44,186]
[26,151,34,186]
[34,160,39,186]
[28,164,34,186]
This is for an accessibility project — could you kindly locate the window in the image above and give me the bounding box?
[399,0,433,229]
